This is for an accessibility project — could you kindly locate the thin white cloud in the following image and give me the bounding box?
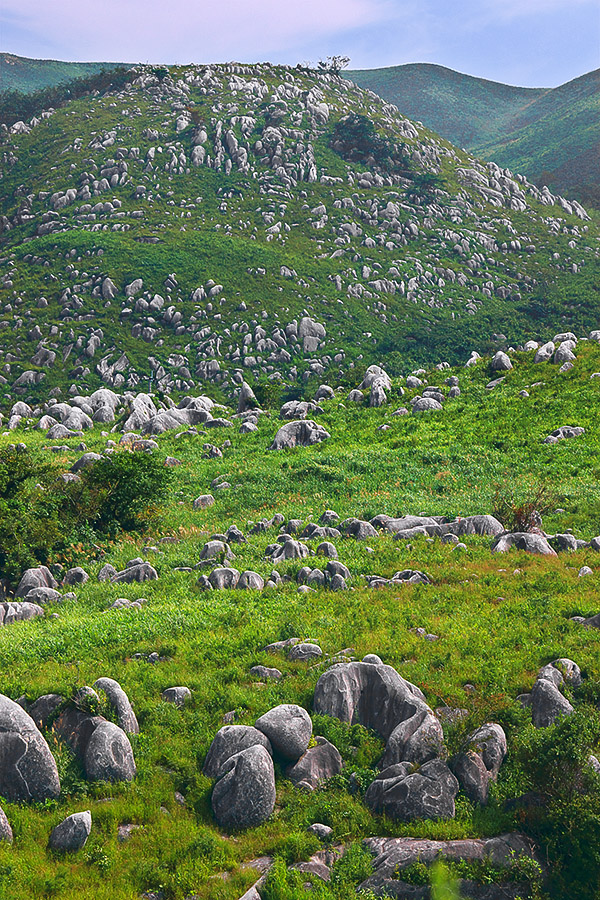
[1,0,391,62]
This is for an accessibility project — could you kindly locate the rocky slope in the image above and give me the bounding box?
[0,62,598,413]
[348,64,600,207]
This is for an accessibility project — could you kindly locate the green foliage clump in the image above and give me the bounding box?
[0,446,64,582]
[492,477,559,532]
[509,707,600,899]
[330,113,411,174]
[76,451,173,535]
[0,447,172,584]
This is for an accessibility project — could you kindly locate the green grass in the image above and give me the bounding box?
[0,344,599,897]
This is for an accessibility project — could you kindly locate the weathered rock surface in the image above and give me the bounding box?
[450,724,507,804]
[491,532,556,555]
[270,419,330,450]
[93,678,139,734]
[365,759,459,821]
[84,721,136,782]
[255,704,312,762]
[48,811,92,852]
[360,833,541,896]
[211,744,276,829]
[203,725,272,778]
[286,737,342,790]
[0,695,61,801]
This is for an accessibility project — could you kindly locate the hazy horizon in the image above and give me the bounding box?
[0,0,598,89]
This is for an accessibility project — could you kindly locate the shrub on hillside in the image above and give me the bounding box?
[0,446,64,583]
[492,478,559,532]
[330,113,412,175]
[74,451,173,535]
[0,448,172,585]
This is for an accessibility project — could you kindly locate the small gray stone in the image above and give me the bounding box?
[161,687,191,708]
[288,642,322,661]
[48,811,91,852]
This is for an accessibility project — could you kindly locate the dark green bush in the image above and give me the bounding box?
[510,707,600,899]
[0,448,172,584]
[330,113,411,174]
[0,447,64,583]
[76,451,173,535]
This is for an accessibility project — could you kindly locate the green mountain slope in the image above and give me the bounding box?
[0,52,121,94]
[346,63,547,149]
[346,64,600,206]
[0,62,599,900]
[0,62,597,409]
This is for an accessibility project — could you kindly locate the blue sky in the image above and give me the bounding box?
[1,0,598,87]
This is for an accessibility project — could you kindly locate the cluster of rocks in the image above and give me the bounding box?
[25,677,138,783]
[204,703,342,828]
[517,658,580,727]
[208,653,510,835]
[360,833,542,898]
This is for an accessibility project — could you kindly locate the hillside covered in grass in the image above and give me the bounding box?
[0,335,599,898]
[0,62,598,413]
[0,54,121,95]
[0,60,599,900]
[347,64,600,208]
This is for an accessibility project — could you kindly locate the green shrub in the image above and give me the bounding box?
[492,476,559,532]
[76,451,173,535]
[511,707,600,899]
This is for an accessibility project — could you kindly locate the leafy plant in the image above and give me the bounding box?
[492,477,559,532]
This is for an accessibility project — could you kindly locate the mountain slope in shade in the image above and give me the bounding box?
[346,64,600,206]
[0,53,121,94]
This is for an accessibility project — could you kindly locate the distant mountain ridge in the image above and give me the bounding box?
[346,63,600,207]
[0,53,120,94]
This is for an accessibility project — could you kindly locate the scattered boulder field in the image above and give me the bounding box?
[1,327,600,896]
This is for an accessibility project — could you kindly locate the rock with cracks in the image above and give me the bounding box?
[211,744,276,829]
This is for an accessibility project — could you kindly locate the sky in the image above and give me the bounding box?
[0,0,598,87]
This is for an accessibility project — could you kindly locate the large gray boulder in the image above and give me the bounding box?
[491,351,512,371]
[111,562,158,583]
[450,723,507,804]
[93,678,139,734]
[211,745,276,829]
[382,708,445,768]
[286,737,342,790]
[365,759,459,822]
[314,660,441,764]
[48,811,92,851]
[255,704,312,762]
[270,420,330,450]
[0,601,45,625]
[530,678,574,728]
[28,694,64,730]
[360,365,392,392]
[0,695,60,801]
[412,397,442,413]
[237,381,258,414]
[203,725,272,778]
[15,565,57,598]
[491,532,556,555]
[442,515,504,537]
[360,833,541,896]
[84,721,136,782]
[534,341,555,363]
